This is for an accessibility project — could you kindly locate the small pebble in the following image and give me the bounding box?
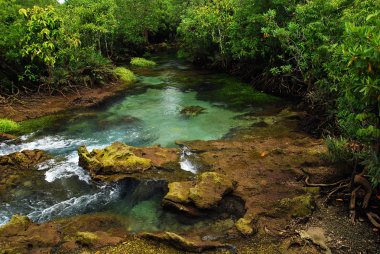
[373,228,378,232]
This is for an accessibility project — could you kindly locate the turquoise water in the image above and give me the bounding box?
[0,54,283,231]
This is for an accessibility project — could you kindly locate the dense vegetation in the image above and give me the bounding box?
[0,0,379,185]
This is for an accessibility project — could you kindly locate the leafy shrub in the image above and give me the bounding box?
[0,119,20,133]
[130,57,157,67]
[113,67,137,84]
[324,136,355,164]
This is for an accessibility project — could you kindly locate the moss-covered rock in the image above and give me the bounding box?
[164,181,193,204]
[276,194,315,218]
[78,142,152,175]
[74,231,99,246]
[0,215,32,237]
[130,57,157,67]
[78,142,193,182]
[235,218,254,236]
[189,172,234,209]
[0,150,50,199]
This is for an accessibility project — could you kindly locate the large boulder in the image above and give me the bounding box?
[78,142,193,182]
[78,142,152,175]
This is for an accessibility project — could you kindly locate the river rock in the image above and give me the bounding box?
[235,218,254,236]
[78,142,193,182]
[180,106,205,117]
[164,181,193,203]
[162,172,235,215]
[0,150,49,198]
[0,133,18,141]
[78,142,152,174]
[162,181,205,216]
[189,172,234,209]
[0,215,61,253]
[140,231,231,252]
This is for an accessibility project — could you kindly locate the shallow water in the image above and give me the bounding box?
[0,53,285,231]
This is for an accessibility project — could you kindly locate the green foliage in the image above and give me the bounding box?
[178,0,380,187]
[63,0,117,54]
[113,67,137,84]
[324,136,355,164]
[0,119,20,133]
[18,5,80,82]
[130,58,157,67]
[0,0,177,94]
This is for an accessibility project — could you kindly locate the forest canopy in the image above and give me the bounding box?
[0,0,379,185]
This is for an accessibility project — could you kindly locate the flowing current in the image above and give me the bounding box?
[0,54,282,231]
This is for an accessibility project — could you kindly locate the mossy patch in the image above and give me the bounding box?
[16,114,67,135]
[130,57,157,67]
[235,218,254,236]
[78,142,152,175]
[277,194,315,218]
[114,67,137,84]
[0,119,20,134]
[73,231,99,246]
[0,215,32,236]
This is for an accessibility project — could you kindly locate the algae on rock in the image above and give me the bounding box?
[78,142,152,175]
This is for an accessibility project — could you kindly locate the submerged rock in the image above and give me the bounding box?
[78,142,193,182]
[140,231,232,253]
[180,106,205,117]
[0,149,49,199]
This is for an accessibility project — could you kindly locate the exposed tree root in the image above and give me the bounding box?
[301,168,380,228]
[367,212,380,228]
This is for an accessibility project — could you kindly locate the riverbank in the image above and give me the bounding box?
[1,118,378,253]
[0,81,131,122]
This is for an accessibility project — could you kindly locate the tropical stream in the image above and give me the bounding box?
[0,54,285,232]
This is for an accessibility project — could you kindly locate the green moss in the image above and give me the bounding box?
[0,119,20,134]
[130,57,157,67]
[17,114,66,134]
[0,215,32,236]
[73,231,99,245]
[235,218,254,236]
[114,67,137,84]
[278,194,315,218]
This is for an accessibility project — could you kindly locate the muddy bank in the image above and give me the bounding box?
[0,82,130,122]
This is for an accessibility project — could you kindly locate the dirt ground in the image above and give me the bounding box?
[0,82,128,121]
